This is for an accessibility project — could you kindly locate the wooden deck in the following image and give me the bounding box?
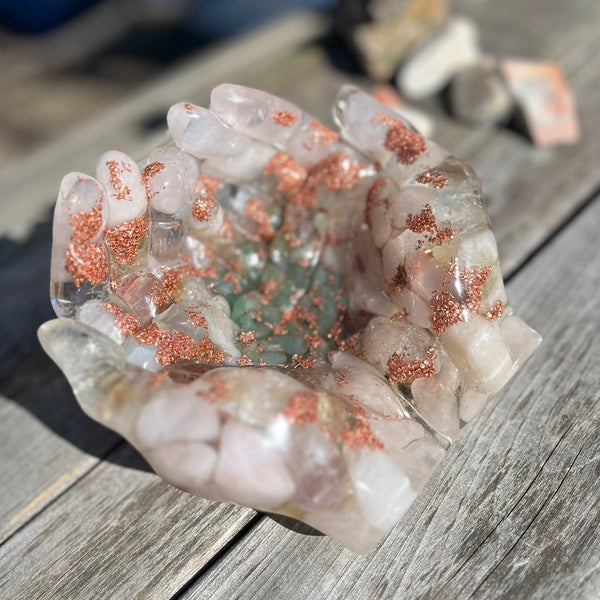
[1,1,599,598]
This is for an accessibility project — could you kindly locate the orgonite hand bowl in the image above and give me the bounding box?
[39,84,541,553]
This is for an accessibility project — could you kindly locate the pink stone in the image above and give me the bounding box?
[501,59,580,147]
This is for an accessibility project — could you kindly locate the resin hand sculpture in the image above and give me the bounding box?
[39,84,541,553]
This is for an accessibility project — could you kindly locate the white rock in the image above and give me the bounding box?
[330,351,406,417]
[123,341,162,372]
[458,388,489,422]
[96,150,147,228]
[202,142,275,182]
[304,498,382,555]
[441,314,514,394]
[145,147,198,214]
[361,316,436,378]
[147,441,217,492]
[135,385,220,448]
[288,425,348,511]
[369,417,425,455]
[346,448,417,532]
[214,420,296,509]
[397,16,480,100]
[77,300,123,345]
[333,86,446,181]
[210,84,303,147]
[167,102,252,159]
[411,355,461,439]
[500,313,543,367]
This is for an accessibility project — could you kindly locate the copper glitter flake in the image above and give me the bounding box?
[104,302,140,335]
[192,196,217,222]
[68,201,103,244]
[416,170,448,189]
[341,405,384,451]
[386,347,438,384]
[283,391,319,426]
[245,197,275,242]
[64,242,108,287]
[308,120,339,148]
[375,112,426,165]
[486,300,504,320]
[143,162,165,180]
[106,160,132,201]
[135,324,225,366]
[430,263,492,334]
[406,204,455,246]
[270,110,298,126]
[390,260,411,292]
[105,215,148,265]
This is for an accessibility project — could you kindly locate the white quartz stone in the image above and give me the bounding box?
[167,102,252,158]
[77,300,123,345]
[330,351,407,417]
[441,314,514,394]
[397,16,480,100]
[145,147,198,214]
[210,84,303,147]
[96,150,147,228]
[345,448,417,532]
[214,420,296,509]
[147,441,217,491]
[304,499,383,555]
[134,386,220,448]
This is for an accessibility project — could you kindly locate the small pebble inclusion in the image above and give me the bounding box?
[41,84,541,553]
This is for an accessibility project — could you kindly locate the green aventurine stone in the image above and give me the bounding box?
[237,313,256,332]
[212,280,234,296]
[311,265,330,289]
[232,294,261,321]
[244,345,261,364]
[316,295,339,336]
[260,262,286,284]
[270,234,288,258]
[253,322,272,339]
[260,351,287,366]
[273,281,296,307]
[261,305,282,324]
[271,334,307,356]
[285,321,310,337]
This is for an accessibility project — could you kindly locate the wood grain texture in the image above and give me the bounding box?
[0,221,121,542]
[1,0,599,597]
[179,194,600,600]
[0,443,258,600]
[0,12,329,241]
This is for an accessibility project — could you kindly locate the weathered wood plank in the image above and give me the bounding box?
[1,0,599,594]
[0,220,122,542]
[0,12,329,241]
[178,195,600,600]
[468,45,600,275]
[0,443,258,600]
